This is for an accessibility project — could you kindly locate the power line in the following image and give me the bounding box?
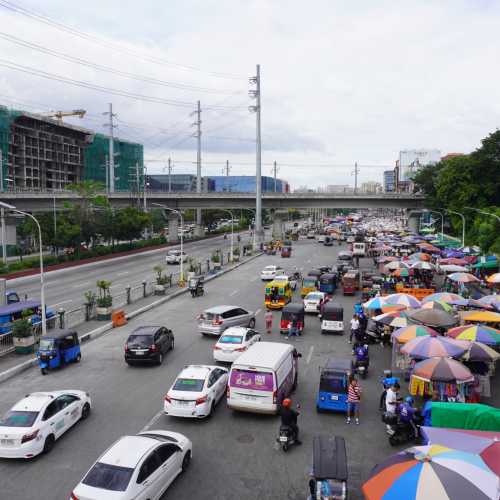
[0,0,246,80]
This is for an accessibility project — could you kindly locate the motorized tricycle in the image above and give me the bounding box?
[316,357,351,413]
[280,302,305,335]
[189,276,204,297]
[320,302,344,334]
[36,330,81,375]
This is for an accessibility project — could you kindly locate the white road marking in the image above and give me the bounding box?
[306,345,314,364]
[255,308,262,316]
[140,410,164,432]
[49,299,73,308]
[73,281,90,288]
[117,271,130,276]
[229,290,238,296]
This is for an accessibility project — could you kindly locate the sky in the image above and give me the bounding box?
[0,0,499,189]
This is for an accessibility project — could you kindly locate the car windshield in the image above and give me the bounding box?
[303,279,316,287]
[320,376,347,393]
[39,339,55,350]
[0,410,39,427]
[201,312,219,321]
[82,462,134,492]
[173,378,205,392]
[307,293,323,301]
[127,335,153,347]
[219,335,243,344]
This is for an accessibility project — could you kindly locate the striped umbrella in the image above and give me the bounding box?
[447,325,500,346]
[486,273,500,284]
[460,341,500,362]
[401,336,467,359]
[385,293,421,308]
[411,261,435,271]
[412,357,474,383]
[439,264,469,273]
[392,268,411,278]
[373,311,413,328]
[392,325,438,345]
[381,304,407,313]
[362,296,386,310]
[478,295,500,308]
[421,300,453,313]
[377,256,398,263]
[422,293,464,304]
[463,311,500,323]
[362,444,500,500]
[447,272,480,283]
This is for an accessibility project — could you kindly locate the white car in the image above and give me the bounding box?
[307,231,316,239]
[71,430,191,500]
[164,365,228,418]
[165,249,187,264]
[317,235,326,243]
[303,291,326,313]
[213,327,261,363]
[260,265,284,281]
[0,390,91,459]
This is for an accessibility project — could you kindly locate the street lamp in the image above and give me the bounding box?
[444,208,465,247]
[464,207,500,222]
[152,203,185,283]
[424,209,444,241]
[220,209,234,262]
[0,201,46,336]
[244,208,257,251]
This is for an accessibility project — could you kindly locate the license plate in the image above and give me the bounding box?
[331,395,339,401]
[135,351,145,356]
[223,350,232,354]
[1,439,14,446]
[176,400,191,406]
[279,436,288,442]
[244,395,257,401]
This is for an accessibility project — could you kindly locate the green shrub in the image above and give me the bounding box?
[12,318,33,338]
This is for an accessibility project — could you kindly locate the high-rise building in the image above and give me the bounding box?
[361,181,383,194]
[383,170,395,192]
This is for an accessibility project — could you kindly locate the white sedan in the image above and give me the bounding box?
[303,291,326,314]
[165,249,187,264]
[71,430,191,500]
[0,390,91,459]
[213,327,261,363]
[164,365,228,418]
[260,265,284,281]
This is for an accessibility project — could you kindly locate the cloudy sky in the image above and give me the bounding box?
[1,0,499,189]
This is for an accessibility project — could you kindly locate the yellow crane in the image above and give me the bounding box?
[43,109,86,124]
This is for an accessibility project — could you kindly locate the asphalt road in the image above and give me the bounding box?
[2,239,484,500]
[7,230,257,311]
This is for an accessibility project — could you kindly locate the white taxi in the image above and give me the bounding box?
[0,390,91,459]
[303,291,326,314]
[213,327,261,363]
[164,365,228,418]
[260,265,284,281]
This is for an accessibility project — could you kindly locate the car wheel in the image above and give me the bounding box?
[75,353,81,363]
[157,353,164,365]
[81,403,91,420]
[41,368,47,375]
[248,318,256,328]
[182,451,191,472]
[170,339,175,350]
[43,434,55,454]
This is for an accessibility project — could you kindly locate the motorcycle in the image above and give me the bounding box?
[352,345,369,379]
[385,413,423,446]
[277,425,298,452]
[188,276,204,298]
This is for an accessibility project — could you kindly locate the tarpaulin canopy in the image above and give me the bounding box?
[430,402,500,432]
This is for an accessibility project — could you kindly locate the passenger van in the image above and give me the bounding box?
[227,342,301,414]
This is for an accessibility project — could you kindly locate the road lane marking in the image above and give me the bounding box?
[229,290,238,296]
[73,281,90,288]
[140,410,164,432]
[255,308,262,316]
[306,345,314,364]
[50,299,73,308]
[117,271,129,276]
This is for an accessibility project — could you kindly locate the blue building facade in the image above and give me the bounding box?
[208,175,288,193]
[383,170,395,192]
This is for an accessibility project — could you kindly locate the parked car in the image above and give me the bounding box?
[0,390,91,459]
[260,265,284,281]
[213,327,261,363]
[125,326,174,366]
[164,365,229,418]
[198,305,255,336]
[166,249,187,264]
[71,430,191,499]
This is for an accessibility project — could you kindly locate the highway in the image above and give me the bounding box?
[7,231,256,312]
[0,239,406,500]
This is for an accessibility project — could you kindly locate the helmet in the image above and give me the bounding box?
[282,398,292,408]
[405,396,414,406]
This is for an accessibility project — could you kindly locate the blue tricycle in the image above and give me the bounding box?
[36,329,81,375]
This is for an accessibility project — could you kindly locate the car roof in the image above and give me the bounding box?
[204,305,241,314]
[100,436,158,468]
[264,265,278,269]
[40,329,77,341]
[282,302,304,313]
[219,327,248,337]
[130,326,162,336]
[232,342,293,370]
[178,364,215,379]
[12,391,70,412]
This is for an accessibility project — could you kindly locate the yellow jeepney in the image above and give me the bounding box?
[265,278,292,309]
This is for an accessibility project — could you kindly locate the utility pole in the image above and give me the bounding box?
[168,157,172,193]
[192,100,202,231]
[104,154,109,194]
[224,160,231,177]
[103,103,117,193]
[249,64,262,243]
[0,149,3,193]
[223,160,231,193]
[272,160,278,192]
[353,161,360,194]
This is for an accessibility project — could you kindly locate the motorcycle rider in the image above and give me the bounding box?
[278,398,302,445]
[398,396,419,440]
[353,343,369,371]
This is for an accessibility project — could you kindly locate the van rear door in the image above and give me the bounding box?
[229,368,275,406]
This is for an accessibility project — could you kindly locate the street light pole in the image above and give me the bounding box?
[425,209,444,241]
[221,209,234,262]
[464,207,500,222]
[0,201,46,336]
[444,208,465,247]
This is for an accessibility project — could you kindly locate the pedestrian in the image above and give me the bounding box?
[349,314,359,344]
[288,314,298,340]
[265,309,273,334]
[346,375,362,424]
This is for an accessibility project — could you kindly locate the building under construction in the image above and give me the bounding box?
[0,106,143,191]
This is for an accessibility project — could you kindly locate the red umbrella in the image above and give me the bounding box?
[439,258,469,266]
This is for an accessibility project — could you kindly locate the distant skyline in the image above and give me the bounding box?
[1,0,498,188]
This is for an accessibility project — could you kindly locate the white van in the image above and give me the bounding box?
[227,342,301,414]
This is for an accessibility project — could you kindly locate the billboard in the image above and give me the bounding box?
[399,149,441,181]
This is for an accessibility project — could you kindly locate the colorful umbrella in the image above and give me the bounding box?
[392,268,411,278]
[421,428,500,477]
[401,336,467,359]
[486,273,500,284]
[447,272,480,283]
[413,357,474,383]
[409,252,432,262]
[463,299,495,311]
[478,295,500,308]
[460,341,500,363]
[385,261,410,271]
[382,304,407,313]
[362,444,499,500]
[422,292,464,304]
[439,257,469,266]
[362,296,386,310]
[408,308,458,328]
[421,300,453,313]
[463,311,500,323]
[447,325,500,346]
[392,325,438,344]
[411,261,435,271]
[377,255,398,263]
[439,264,469,273]
[385,293,421,308]
[373,311,412,328]
[418,243,441,253]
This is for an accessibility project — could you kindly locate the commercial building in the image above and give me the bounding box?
[147,174,213,192]
[207,175,289,193]
[383,170,395,192]
[0,105,143,191]
[399,149,441,182]
[361,181,383,194]
[318,185,353,194]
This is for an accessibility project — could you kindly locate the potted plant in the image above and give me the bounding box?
[153,265,171,295]
[12,311,35,354]
[232,246,240,262]
[187,257,198,280]
[211,251,222,271]
[84,290,96,321]
[96,280,113,320]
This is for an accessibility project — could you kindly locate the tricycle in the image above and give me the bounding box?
[36,329,81,375]
[316,357,351,413]
[189,276,204,297]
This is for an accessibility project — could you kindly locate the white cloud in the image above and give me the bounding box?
[1,0,499,188]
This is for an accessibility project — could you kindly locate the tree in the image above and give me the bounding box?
[114,207,151,245]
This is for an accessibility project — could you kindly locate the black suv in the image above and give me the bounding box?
[124,326,174,366]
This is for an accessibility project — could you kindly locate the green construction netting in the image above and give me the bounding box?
[0,106,21,190]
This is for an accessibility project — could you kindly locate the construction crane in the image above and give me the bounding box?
[43,109,86,124]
